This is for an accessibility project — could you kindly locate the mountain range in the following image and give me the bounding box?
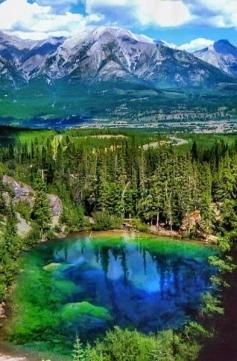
[194,39,237,78]
[0,27,237,128]
[0,27,237,90]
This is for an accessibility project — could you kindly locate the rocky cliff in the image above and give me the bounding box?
[2,175,63,238]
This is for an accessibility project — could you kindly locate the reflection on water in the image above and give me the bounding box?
[47,234,215,334]
[6,233,216,352]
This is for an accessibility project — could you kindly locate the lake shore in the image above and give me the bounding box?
[0,355,28,361]
[61,228,217,247]
[0,229,217,361]
[0,344,31,361]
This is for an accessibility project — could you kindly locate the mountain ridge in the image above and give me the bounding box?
[194,39,237,77]
[0,27,235,90]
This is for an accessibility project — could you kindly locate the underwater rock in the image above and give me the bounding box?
[43,262,62,272]
[61,301,112,324]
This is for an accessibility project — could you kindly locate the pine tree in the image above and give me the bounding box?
[31,172,51,234]
[4,202,18,257]
[0,179,6,215]
[72,337,86,361]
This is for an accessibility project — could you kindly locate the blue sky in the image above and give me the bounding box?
[0,0,236,51]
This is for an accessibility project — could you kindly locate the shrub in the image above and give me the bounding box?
[25,223,41,246]
[15,201,31,222]
[131,218,149,232]
[94,327,154,361]
[92,212,123,231]
[71,326,204,361]
[61,204,84,231]
[201,292,224,316]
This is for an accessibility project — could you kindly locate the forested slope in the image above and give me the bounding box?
[0,130,237,361]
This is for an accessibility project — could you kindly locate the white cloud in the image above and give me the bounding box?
[86,0,237,29]
[0,0,237,41]
[179,38,214,52]
[0,0,101,39]
[87,0,192,27]
[197,0,237,28]
[86,0,128,11]
[135,0,192,27]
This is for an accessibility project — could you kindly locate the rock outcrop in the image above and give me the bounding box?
[149,225,180,238]
[181,209,219,243]
[47,194,63,227]
[149,210,218,243]
[180,210,202,235]
[0,302,6,322]
[205,234,218,244]
[16,213,32,238]
[2,175,63,230]
[2,175,35,207]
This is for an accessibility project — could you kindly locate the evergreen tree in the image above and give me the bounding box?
[72,337,86,361]
[31,172,51,234]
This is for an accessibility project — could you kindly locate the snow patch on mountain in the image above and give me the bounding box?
[0,27,235,89]
[194,40,237,77]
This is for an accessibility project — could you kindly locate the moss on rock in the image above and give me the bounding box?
[61,302,112,323]
[43,263,62,272]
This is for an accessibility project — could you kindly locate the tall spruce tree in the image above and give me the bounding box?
[31,171,51,234]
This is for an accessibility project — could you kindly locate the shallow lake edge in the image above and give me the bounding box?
[0,229,217,361]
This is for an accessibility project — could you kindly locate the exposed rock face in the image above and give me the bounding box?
[149,225,180,238]
[0,302,6,320]
[47,194,63,227]
[2,191,11,207]
[41,26,232,89]
[84,216,96,225]
[2,176,63,228]
[2,176,35,207]
[195,40,237,77]
[205,234,218,244]
[180,210,202,235]
[0,27,234,89]
[211,202,222,222]
[16,213,32,238]
[180,210,219,243]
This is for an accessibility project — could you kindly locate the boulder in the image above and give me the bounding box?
[84,216,95,225]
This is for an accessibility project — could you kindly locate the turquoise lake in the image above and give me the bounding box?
[5,232,217,355]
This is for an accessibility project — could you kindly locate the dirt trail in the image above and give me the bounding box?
[143,136,188,150]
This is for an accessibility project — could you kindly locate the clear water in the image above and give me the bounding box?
[5,232,216,353]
